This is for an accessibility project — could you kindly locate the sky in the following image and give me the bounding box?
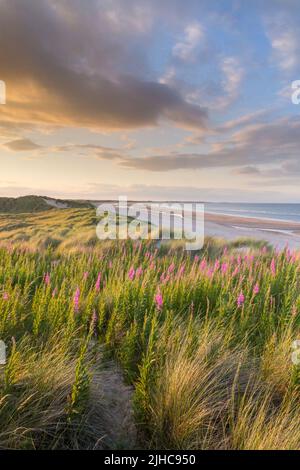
[0,0,300,202]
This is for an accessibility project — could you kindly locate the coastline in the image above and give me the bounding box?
[134,203,300,250]
[204,211,300,249]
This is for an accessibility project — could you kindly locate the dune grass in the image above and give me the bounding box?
[0,209,299,449]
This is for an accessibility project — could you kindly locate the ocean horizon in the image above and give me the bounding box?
[204,203,300,224]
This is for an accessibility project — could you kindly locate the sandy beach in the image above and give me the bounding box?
[204,212,300,249]
[94,201,300,250]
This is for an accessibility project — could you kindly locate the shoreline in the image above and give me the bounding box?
[203,211,300,249]
[204,210,300,225]
[204,211,300,234]
[140,203,300,249]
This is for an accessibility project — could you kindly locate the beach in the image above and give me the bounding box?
[204,212,300,249]
[141,202,300,249]
[100,201,300,250]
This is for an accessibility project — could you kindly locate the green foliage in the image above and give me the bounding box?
[68,338,91,419]
[0,215,300,449]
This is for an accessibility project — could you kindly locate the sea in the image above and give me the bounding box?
[99,200,300,225]
[204,203,300,223]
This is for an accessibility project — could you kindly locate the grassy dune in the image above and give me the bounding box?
[0,209,300,449]
[0,195,93,213]
[0,208,99,252]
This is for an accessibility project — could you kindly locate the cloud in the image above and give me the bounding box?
[215,57,244,109]
[82,182,300,203]
[1,138,131,161]
[113,116,300,172]
[173,54,244,113]
[172,22,204,63]
[216,109,274,133]
[263,4,300,73]
[186,109,273,145]
[281,159,300,175]
[56,143,128,160]
[3,138,42,151]
[268,28,298,71]
[0,0,208,132]
[273,33,297,71]
[233,166,261,175]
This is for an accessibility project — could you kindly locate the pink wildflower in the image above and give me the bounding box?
[232,266,239,277]
[214,260,220,271]
[206,268,214,278]
[270,258,276,276]
[155,290,163,310]
[168,263,175,274]
[199,259,207,271]
[128,266,135,281]
[194,255,200,263]
[178,265,185,277]
[3,292,9,301]
[221,263,228,274]
[95,272,101,291]
[44,272,50,286]
[83,271,89,280]
[136,266,143,278]
[237,292,245,308]
[253,283,260,295]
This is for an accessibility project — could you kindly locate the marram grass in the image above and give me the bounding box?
[0,230,300,449]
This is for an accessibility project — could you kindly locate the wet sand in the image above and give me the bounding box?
[204,212,300,249]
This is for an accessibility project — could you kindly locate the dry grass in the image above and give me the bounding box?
[136,319,300,450]
[228,392,300,450]
[0,335,136,449]
[0,209,97,252]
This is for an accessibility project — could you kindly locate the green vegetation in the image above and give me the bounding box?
[0,209,299,449]
[0,195,92,213]
[0,195,52,213]
[0,208,98,252]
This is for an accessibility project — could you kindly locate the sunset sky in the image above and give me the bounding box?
[0,0,300,202]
